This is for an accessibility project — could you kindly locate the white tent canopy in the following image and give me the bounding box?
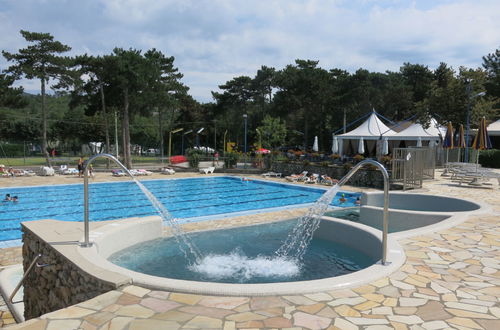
[487,119,500,136]
[338,111,396,140]
[389,118,444,141]
[335,111,396,155]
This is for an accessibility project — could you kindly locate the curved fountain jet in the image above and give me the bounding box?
[80,153,202,263]
[277,159,390,265]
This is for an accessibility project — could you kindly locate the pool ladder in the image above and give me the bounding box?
[337,159,390,265]
[9,254,52,304]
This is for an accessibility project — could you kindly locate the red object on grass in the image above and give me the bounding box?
[170,155,188,164]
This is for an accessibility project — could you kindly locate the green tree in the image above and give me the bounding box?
[482,49,500,110]
[2,30,71,166]
[0,73,26,108]
[257,115,286,149]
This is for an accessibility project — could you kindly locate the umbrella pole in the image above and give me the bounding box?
[476,150,480,172]
[457,148,461,163]
[442,149,450,176]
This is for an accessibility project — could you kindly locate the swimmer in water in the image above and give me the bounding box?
[339,193,346,203]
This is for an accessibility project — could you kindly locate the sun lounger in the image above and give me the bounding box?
[285,171,308,182]
[39,166,55,176]
[262,172,282,178]
[305,173,319,184]
[61,167,78,175]
[449,167,500,186]
[320,175,339,186]
[161,167,175,175]
[199,166,215,174]
[112,169,127,177]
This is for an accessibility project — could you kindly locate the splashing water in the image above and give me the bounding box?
[275,185,340,260]
[133,178,203,264]
[189,249,300,281]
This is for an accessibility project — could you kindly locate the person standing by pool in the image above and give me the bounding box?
[77,156,84,178]
[214,151,219,166]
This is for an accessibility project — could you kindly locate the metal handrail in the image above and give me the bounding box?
[337,159,390,265]
[82,153,135,247]
[9,254,52,304]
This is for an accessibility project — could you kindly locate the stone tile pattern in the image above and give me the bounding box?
[20,230,117,320]
[2,169,500,329]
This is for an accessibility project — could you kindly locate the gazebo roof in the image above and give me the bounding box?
[338,111,396,140]
[389,118,445,140]
[487,119,500,136]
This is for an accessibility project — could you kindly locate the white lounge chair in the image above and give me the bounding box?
[285,171,308,182]
[161,167,175,175]
[40,166,55,176]
[262,172,282,178]
[58,165,68,174]
[199,166,215,174]
[63,168,79,175]
[112,169,127,177]
[305,173,320,184]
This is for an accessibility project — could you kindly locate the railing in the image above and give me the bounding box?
[391,147,436,190]
[9,254,52,304]
[337,159,390,265]
[82,153,135,247]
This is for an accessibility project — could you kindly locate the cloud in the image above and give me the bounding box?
[1,0,499,102]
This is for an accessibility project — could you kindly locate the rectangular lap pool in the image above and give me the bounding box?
[0,176,360,242]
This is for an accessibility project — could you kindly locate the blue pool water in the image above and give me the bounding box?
[110,219,376,283]
[0,176,360,242]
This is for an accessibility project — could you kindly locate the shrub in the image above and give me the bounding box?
[479,149,500,168]
[320,161,330,167]
[224,152,239,168]
[343,162,353,170]
[330,153,340,159]
[186,148,203,168]
[353,154,365,162]
[0,143,25,157]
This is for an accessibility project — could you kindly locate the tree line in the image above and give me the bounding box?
[1,30,499,167]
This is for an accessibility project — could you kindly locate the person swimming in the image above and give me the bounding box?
[355,197,361,205]
[339,193,346,203]
[3,194,11,201]
[12,196,18,203]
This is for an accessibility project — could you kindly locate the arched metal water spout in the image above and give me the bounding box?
[338,159,390,265]
[81,153,133,247]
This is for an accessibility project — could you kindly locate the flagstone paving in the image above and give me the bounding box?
[0,169,499,329]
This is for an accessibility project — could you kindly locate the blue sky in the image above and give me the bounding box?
[1,0,499,102]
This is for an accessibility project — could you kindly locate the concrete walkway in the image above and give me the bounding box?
[1,170,499,329]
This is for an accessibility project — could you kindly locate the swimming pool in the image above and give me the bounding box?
[0,176,360,242]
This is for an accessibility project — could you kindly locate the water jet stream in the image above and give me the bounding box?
[82,154,202,263]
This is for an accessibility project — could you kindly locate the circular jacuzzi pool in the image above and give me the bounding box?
[108,220,376,284]
[78,216,404,296]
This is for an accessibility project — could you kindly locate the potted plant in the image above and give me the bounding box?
[353,154,365,163]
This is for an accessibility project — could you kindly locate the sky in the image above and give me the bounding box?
[1,0,499,103]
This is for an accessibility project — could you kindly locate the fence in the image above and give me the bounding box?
[391,147,436,190]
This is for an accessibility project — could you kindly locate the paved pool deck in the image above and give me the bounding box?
[0,169,499,329]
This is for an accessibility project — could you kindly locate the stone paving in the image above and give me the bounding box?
[0,170,499,329]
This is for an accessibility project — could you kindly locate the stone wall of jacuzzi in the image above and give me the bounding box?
[20,219,136,319]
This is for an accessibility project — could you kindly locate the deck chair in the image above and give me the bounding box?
[285,171,308,182]
[305,173,320,184]
[199,166,215,174]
